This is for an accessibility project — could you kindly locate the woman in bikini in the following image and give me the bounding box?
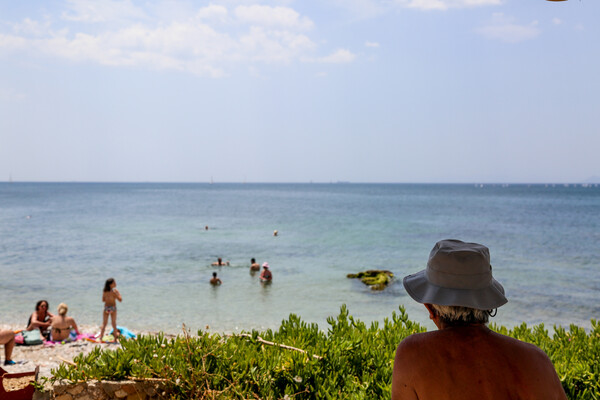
[50,303,79,342]
[99,278,122,341]
[26,300,54,340]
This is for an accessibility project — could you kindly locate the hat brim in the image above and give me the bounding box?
[403,270,507,310]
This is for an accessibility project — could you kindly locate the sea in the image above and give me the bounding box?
[1,182,598,335]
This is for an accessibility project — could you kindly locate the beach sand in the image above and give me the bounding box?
[1,324,127,379]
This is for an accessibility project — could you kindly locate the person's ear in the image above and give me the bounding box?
[424,304,442,329]
[424,304,435,320]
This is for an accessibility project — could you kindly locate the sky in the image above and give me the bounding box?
[0,0,598,183]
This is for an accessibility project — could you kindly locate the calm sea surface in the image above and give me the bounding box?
[1,183,598,334]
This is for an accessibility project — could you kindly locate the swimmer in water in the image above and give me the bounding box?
[211,257,230,266]
[210,272,222,285]
[250,258,260,272]
[259,262,272,282]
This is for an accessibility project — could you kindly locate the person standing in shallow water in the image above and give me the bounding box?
[391,239,567,400]
[210,272,222,285]
[250,258,260,272]
[99,278,122,341]
[259,262,272,282]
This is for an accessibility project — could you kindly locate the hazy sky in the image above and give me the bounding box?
[1,0,598,183]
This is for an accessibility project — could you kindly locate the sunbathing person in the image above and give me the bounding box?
[50,303,79,342]
[392,239,567,400]
[26,300,54,340]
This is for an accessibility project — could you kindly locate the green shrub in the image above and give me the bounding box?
[50,307,599,400]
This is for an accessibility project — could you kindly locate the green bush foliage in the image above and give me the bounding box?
[50,307,599,400]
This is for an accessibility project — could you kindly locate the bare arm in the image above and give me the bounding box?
[113,288,122,302]
[528,346,568,400]
[68,317,80,334]
[391,339,419,400]
[30,312,52,329]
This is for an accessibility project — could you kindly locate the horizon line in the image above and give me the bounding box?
[1,180,599,185]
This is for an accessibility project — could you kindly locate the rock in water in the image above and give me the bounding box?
[347,270,394,290]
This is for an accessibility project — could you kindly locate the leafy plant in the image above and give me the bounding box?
[50,307,599,400]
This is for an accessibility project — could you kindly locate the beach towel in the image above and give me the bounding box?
[110,326,137,340]
[14,333,24,345]
[45,331,96,345]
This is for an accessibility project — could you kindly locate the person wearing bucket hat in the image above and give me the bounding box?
[391,239,567,400]
[403,239,507,312]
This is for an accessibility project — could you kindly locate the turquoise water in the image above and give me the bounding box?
[0,183,598,333]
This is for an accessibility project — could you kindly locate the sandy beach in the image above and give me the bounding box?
[1,324,128,379]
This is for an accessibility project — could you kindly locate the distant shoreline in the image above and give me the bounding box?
[1,181,599,185]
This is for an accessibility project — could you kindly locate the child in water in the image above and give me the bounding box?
[99,278,122,341]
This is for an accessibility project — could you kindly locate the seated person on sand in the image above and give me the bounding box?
[210,272,222,286]
[259,262,272,282]
[0,329,16,365]
[250,258,260,272]
[50,303,80,342]
[211,257,230,266]
[26,299,54,340]
[392,239,567,400]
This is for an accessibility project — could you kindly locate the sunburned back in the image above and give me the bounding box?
[392,325,567,400]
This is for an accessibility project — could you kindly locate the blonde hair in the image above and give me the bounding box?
[430,304,490,325]
[57,303,68,316]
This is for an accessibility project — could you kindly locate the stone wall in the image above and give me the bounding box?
[44,380,166,400]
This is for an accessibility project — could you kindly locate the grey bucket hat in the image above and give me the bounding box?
[403,239,507,310]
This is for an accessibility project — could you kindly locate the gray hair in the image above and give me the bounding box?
[430,304,492,325]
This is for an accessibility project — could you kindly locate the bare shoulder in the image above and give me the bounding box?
[492,332,567,399]
[491,330,553,361]
[397,331,434,347]
[395,331,437,362]
[393,333,433,400]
